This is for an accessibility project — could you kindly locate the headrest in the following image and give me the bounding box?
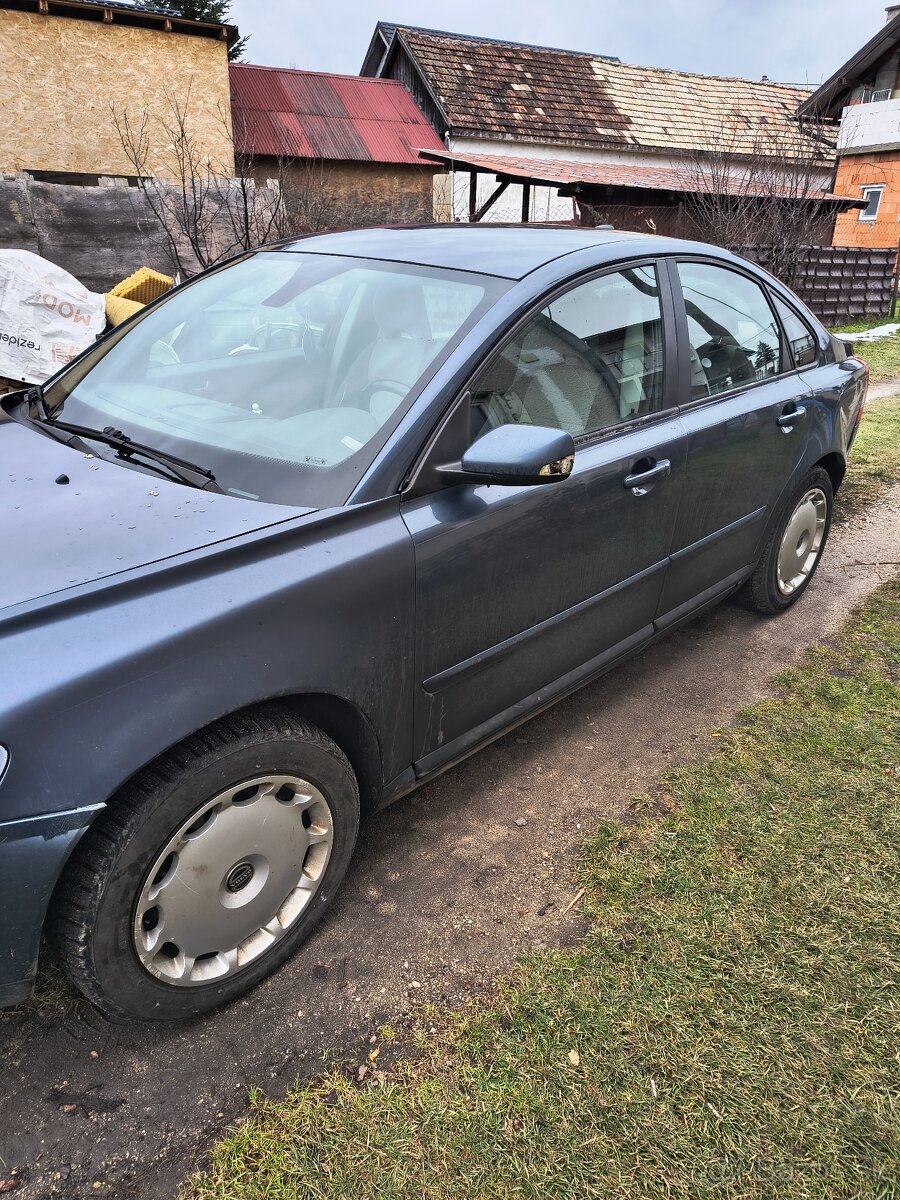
[374,283,431,339]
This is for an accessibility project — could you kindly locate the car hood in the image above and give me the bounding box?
[0,419,312,612]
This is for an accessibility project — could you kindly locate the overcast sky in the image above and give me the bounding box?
[228,0,893,86]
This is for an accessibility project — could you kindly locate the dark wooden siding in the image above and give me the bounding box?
[382,43,448,139]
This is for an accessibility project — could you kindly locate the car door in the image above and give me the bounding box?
[400,261,687,773]
[771,291,869,457]
[656,257,815,624]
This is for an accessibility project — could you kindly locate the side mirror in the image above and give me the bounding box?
[440,424,575,487]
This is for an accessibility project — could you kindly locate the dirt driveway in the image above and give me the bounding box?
[2,479,899,1200]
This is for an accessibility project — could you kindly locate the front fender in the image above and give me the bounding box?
[0,497,416,828]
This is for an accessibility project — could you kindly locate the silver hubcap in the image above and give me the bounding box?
[776,487,827,596]
[133,775,334,987]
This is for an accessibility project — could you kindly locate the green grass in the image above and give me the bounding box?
[830,312,900,381]
[186,579,900,1200]
[839,396,900,509]
[831,305,897,336]
[853,335,900,383]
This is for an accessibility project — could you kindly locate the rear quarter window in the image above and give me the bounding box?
[772,295,819,368]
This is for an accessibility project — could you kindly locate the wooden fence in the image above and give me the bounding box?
[741,244,898,327]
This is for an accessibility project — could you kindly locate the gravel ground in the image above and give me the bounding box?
[1,472,898,1200]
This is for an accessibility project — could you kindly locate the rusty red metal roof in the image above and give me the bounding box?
[229,64,446,165]
[419,149,860,205]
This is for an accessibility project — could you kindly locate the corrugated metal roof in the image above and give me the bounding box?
[229,64,446,165]
[419,149,860,205]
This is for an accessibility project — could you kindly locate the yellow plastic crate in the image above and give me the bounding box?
[105,294,144,326]
[109,266,173,305]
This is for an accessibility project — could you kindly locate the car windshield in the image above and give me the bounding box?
[43,251,505,506]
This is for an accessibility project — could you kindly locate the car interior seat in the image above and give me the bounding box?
[338,283,437,426]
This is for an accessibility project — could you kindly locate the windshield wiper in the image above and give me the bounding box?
[27,403,222,493]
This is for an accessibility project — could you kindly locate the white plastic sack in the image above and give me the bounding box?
[0,249,106,385]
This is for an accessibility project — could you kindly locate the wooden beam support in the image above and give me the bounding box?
[468,170,478,222]
[473,179,509,222]
[521,181,531,223]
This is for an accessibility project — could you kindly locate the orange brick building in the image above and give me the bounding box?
[801,6,900,247]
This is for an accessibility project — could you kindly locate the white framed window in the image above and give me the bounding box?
[859,185,885,221]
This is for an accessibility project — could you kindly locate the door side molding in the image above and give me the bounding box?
[423,558,667,696]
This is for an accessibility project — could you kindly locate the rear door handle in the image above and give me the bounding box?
[623,458,671,495]
[777,403,807,429]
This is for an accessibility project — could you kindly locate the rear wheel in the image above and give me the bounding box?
[741,467,833,615]
[54,706,359,1021]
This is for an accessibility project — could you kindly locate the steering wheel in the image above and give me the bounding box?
[228,322,310,356]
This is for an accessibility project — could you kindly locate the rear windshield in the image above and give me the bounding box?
[45,252,506,506]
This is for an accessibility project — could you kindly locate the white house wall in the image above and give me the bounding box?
[838,99,900,152]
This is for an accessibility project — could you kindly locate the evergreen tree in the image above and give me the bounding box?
[169,1,248,61]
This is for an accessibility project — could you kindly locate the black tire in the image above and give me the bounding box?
[741,467,834,615]
[52,705,359,1022]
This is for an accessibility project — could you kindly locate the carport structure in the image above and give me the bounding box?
[417,147,864,230]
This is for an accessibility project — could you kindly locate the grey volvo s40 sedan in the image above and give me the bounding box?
[0,226,868,1019]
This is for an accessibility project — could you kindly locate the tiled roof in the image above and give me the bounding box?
[229,64,446,165]
[419,148,859,204]
[386,25,830,159]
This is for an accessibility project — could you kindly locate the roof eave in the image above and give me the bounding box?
[448,128,834,165]
[0,0,239,44]
[798,12,900,119]
[359,20,391,77]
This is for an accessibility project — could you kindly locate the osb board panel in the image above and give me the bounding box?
[0,10,234,177]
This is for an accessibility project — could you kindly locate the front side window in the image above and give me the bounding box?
[772,295,819,368]
[859,185,884,221]
[677,261,782,400]
[470,265,665,443]
[44,252,504,507]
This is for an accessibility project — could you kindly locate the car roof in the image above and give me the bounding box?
[272,224,701,280]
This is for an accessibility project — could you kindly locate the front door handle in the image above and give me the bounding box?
[623,458,671,495]
[777,403,807,430]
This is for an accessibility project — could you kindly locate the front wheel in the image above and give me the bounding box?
[54,706,359,1021]
[741,467,834,615]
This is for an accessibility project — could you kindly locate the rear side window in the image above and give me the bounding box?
[470,264,665,442]
[677,261,782,400]
[772,295,818,368]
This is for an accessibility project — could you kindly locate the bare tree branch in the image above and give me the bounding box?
[113,85,294,276]
[675,111,837,286]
